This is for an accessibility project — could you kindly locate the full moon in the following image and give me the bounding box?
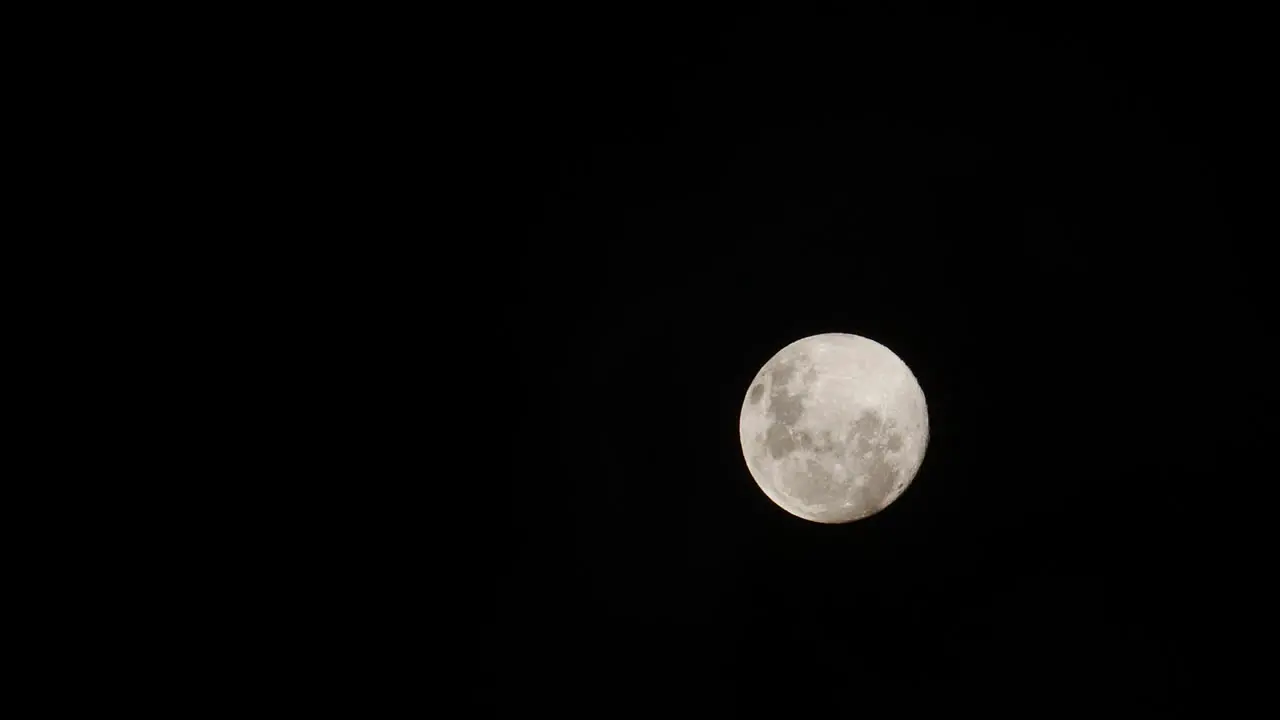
[739,333,929,523]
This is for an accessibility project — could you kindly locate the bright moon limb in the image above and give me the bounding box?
[738,332,929,523]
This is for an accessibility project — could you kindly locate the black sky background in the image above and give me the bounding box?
[492,3,1268,714]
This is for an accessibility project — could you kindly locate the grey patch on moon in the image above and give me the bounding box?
[748,383,766,404]
[764,422,798,459]
[789,458,838,508]
[852,413,902,513]
[759,357,813,460]
[770,359,798,388]
[768,389,805,428]
[815,429,835,451]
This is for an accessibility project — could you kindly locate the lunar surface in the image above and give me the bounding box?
[739,333,929,523]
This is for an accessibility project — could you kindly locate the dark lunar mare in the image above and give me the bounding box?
[764,356,807,459]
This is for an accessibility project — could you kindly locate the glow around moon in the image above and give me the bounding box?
[739,333,929,524]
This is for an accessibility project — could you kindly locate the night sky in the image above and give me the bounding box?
[493,4,1266,714]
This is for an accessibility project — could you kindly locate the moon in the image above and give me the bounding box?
[739,333,929,523]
